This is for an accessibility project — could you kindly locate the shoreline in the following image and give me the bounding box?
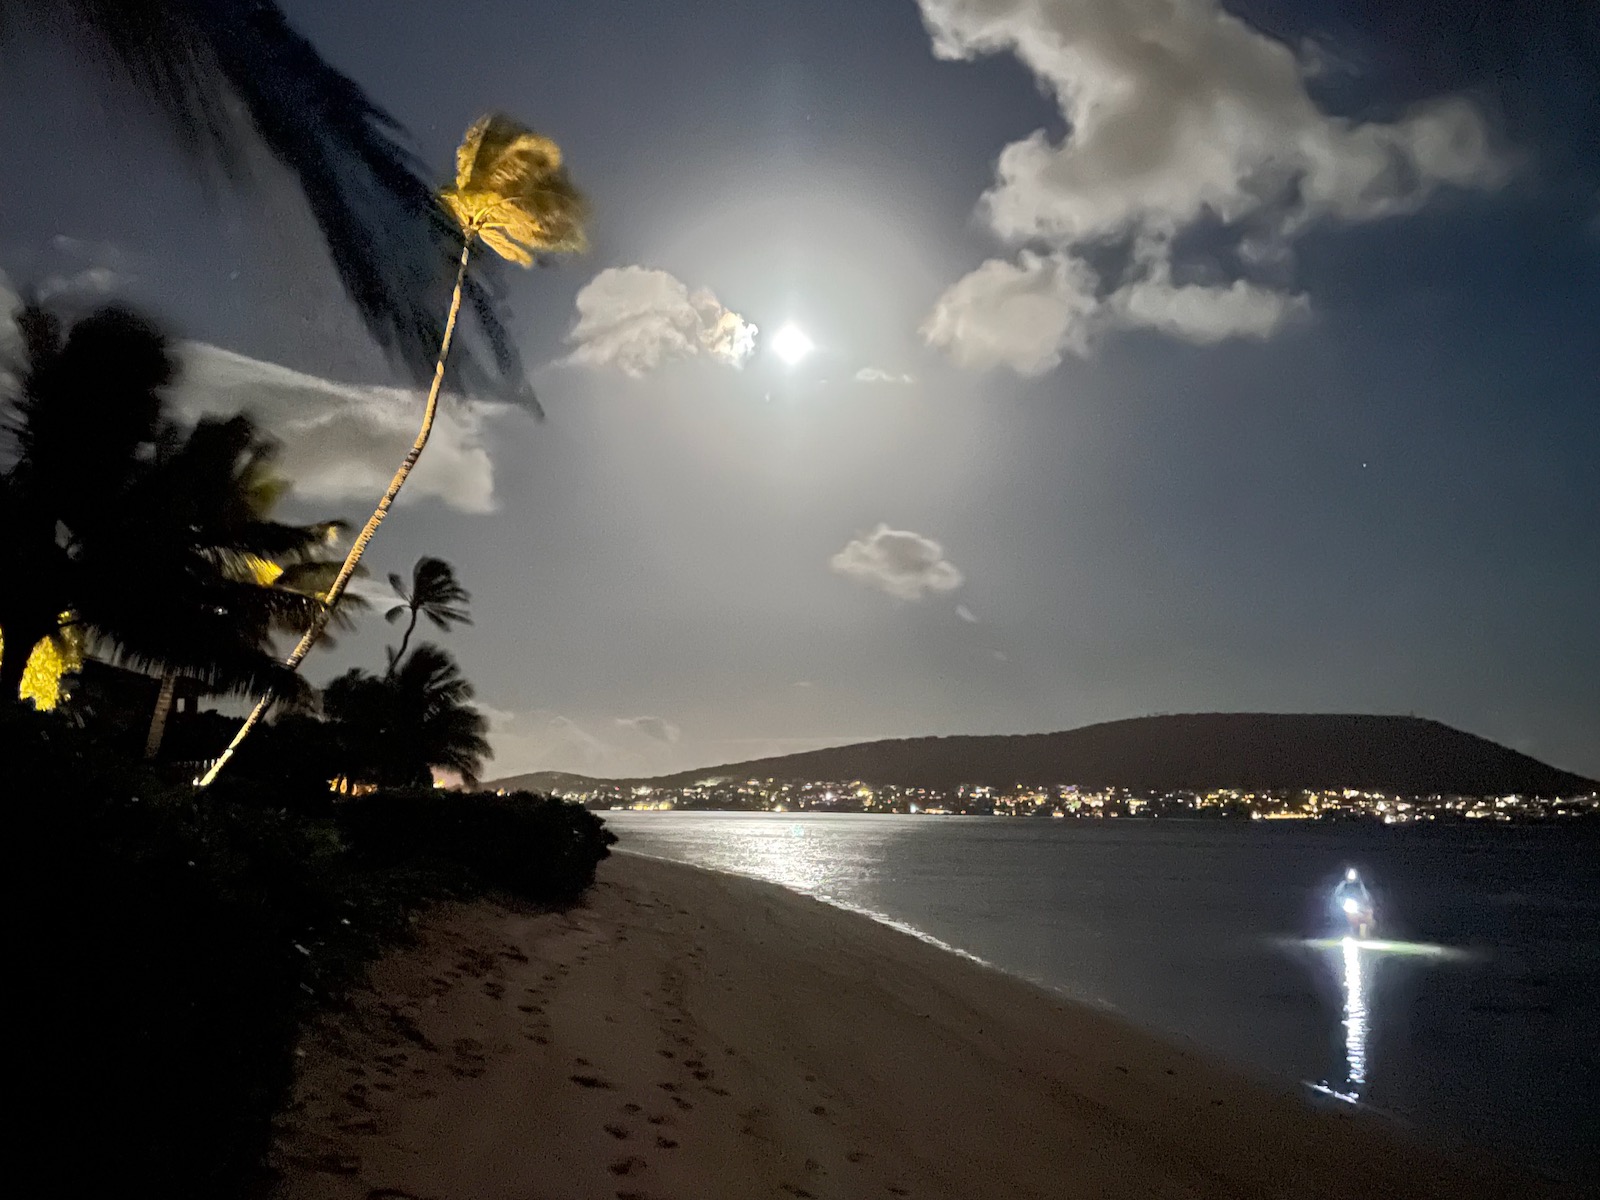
[273,853,1571,1199]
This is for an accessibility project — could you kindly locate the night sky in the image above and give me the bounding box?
[2,0,1596,778]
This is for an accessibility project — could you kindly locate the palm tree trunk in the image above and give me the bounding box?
[390,607,421,674]
[197,238,475,789]
[144,672,178,760]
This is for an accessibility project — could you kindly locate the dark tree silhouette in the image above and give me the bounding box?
[0,303,349,730]
[323,643,491,788]
[386,555,472,671]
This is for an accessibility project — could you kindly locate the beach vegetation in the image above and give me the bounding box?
[0,305,350,737]
[324,643,492,788]
[14,717,611,1199]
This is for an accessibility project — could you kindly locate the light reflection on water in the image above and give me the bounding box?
[1311,937,1370,1103]
[603,811,1600,1176]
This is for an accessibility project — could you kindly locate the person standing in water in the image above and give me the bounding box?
[1333,867,1375,938]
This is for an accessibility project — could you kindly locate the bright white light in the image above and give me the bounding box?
[770,323,814,366]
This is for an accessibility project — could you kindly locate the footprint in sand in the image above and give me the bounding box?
[571,1074,615,1090]
[654,1136,678,1150]
[608,1155,648,1176]
[604,1124,630,1140]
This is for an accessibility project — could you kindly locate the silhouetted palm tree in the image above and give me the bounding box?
[386,556,472,671]
[0,303,349,741]
[323,643,490,788]
[0,0,532,398]
[200,114,583,784]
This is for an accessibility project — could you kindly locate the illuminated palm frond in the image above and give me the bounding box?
[442,114,588,264]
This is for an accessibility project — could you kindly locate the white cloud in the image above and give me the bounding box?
[565,266,757,376]
[854,367,916,384]
[1111,245,1307,343]
[917,0,1509,369]
[922,250,1099,376]
[830,524,965,601]
[177,344,498,513]
[956,604,979,623]
[616,715,682,744]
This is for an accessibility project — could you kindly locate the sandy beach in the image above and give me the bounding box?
[272,852,1569,1200]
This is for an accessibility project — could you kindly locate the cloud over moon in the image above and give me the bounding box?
[177,345,498,513]
[830,524,965,601]
[565,266,757,376]
[916,0,1508,372]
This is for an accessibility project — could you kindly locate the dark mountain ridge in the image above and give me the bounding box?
[491,714,1595,797]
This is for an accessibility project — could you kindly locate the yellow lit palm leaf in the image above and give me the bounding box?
[441,114,587,265]
[0,614,85,711]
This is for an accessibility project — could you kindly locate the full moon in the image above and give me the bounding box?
[770,323,814,366]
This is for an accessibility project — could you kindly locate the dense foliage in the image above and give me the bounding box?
[324,643,492,786]
[0,305,346,713]
[12,717,613,1200]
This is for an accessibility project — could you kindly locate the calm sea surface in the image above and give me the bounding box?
[603,812,1599,1178]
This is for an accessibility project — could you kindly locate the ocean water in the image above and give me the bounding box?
[602,812,1599,1179]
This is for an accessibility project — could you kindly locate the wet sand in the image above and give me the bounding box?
[273,852,1569,1199]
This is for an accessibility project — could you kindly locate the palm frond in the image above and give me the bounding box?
[442,114,588,266]
[32,0,536,402]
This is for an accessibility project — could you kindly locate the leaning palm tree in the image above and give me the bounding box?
[385,556,472,672]
[197,114,584,786]
[1,0,531,398]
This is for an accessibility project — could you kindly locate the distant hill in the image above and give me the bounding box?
[490,714,1596,797]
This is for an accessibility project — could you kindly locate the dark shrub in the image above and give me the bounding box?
[337,788,617,902]
[8,715,614,1199]
[14,751,354,1197]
